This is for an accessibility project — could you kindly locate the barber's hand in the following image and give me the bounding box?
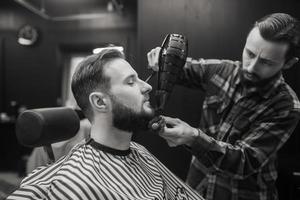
[159,116,199,147]
[148,115,166,132]
[147,47,161,72]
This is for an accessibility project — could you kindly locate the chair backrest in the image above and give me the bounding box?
[16,107,80,147]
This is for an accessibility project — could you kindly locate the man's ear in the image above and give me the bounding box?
[283,57,299,70]
[89,92,109,112]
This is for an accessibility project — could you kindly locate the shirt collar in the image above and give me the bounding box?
[87,138,131,156]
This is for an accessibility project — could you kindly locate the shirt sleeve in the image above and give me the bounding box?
[189,107,300,179]
[176,57,230,92]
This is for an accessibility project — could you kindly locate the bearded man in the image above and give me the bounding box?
[7,49,204,200]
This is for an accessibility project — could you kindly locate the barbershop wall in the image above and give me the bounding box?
[136,0,300,192]
[0,2,136,112]
[0,1,137,170]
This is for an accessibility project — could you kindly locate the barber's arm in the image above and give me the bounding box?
[147,47,226,92]
[160,109,300,179]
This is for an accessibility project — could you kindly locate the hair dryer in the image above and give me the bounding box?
[155,33,188,114]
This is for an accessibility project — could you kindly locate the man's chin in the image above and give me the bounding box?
[143,104,155,117]
[240,72,263,87]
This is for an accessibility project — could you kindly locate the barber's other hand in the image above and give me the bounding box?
[147,47,161,72]
[159,116,199,147]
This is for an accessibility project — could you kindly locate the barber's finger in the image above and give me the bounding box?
[146,51,153,67]
[167,141,177,147]
[161,116,182,126]
[147,47,160,71]
[159,127,180,138]
[153,47,161,64]
[146,49,155,67]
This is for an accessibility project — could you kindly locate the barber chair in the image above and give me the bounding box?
[16,107,80,163]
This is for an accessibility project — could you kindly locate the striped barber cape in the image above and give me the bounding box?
[8,139,204,200]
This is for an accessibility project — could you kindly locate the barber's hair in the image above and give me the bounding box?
[254,13,300,60]
[71,49,125,120]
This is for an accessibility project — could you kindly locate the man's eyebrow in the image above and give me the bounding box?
[246,48,277,64]
[259,53,280,64]
[124,74,138,82]
[259,57,276,64]
[245,48,255,54]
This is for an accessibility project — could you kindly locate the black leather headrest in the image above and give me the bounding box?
[16,107,80,147]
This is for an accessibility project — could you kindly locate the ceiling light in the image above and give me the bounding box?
[92,46,124,54]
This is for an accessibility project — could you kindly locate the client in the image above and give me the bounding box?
[8,49,203,200]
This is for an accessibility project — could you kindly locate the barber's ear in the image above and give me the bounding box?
[283,57,299,70]
[89,92,109,112]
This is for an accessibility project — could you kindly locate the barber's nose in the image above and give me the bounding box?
[247,58,259,73]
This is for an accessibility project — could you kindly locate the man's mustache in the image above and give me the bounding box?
[243,70,260,81]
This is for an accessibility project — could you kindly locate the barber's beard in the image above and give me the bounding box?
[239,69,280,88]
[109,94,155,133]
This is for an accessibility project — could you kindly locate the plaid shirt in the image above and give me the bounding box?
[179,58,300,200]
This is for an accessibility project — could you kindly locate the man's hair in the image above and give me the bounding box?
[71,49,125,120]
[253,13,300,60]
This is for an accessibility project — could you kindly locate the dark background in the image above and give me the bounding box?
[0,0,300,199]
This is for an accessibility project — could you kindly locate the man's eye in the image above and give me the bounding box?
[247,51,255,58]
[128,80,135,85]
[261,60,273,66]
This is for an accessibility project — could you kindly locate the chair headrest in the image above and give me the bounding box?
[16,107,80,147]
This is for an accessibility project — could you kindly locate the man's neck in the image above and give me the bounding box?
[90,122,132,151]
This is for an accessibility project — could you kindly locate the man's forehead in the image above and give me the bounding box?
[104,58,137,81]
[246,27,289,61]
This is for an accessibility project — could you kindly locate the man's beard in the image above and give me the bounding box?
[109,94,155,133]
[239,69,280,88]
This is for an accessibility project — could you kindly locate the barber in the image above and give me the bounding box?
[147,13,300,200]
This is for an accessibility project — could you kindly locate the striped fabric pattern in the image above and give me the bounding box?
[8,140,204,200]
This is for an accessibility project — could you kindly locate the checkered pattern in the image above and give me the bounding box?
[179,58,300,200]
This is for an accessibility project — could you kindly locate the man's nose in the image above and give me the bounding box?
[141,80,152,93]
[247,58,259,73]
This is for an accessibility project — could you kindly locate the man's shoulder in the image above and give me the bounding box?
[278,82,300,112]
[11,147,92,200]
[23,144,85,183]
[130,142,154,157]
[130,142,149,152]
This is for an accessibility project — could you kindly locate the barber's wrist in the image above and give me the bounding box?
[192,128,201,138]
[186,128,201,146]
[188,128,214,156]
